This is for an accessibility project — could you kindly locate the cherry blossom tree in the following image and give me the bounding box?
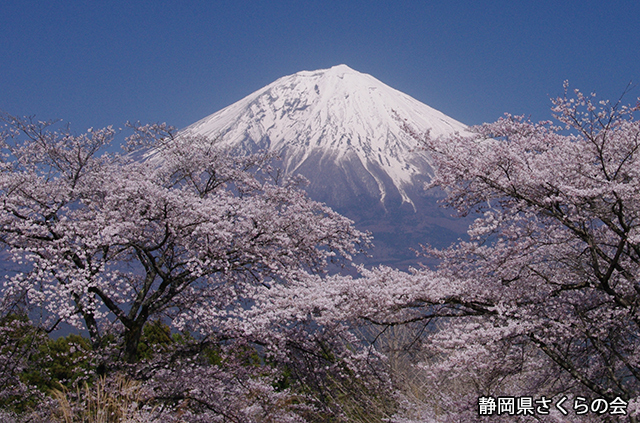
[413,85,640,415]
[0,115,367,365]
[252,85,640,422]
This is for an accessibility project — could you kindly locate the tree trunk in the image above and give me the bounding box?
[124,321,145,363]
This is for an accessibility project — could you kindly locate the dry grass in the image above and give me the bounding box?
[51,374,158,423]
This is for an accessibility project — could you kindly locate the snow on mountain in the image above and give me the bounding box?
[184,64,467,211]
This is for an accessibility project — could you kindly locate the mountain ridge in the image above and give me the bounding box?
[184,64,467,211]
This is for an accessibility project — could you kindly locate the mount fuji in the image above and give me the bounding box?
[184,65,469,267]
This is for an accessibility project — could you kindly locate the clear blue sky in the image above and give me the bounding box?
[2,0,639,133]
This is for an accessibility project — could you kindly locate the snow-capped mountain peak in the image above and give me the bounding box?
[185,65,467,210]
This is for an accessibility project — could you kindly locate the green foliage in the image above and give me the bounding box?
[0,313,49,413]
[22,333,93,392]
[202,344,223,366]
[272,365,292,392]
[136,320,173,361]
